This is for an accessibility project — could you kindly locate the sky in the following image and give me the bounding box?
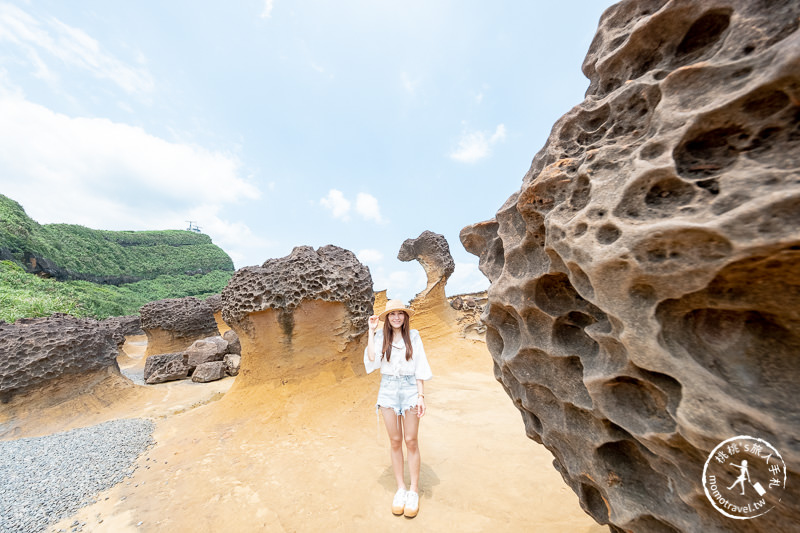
[0,0,614,303]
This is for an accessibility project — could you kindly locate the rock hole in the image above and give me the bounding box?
[695,178,720,195]
[574,223,588,237]
[553,313,600,357]
[596,224,621,245]
[644,178,696,208]
[674,125,747,179]
[741,89,789,119]
[579,483,609,524]
[640,143,665,160]
[601,377,677,434]
[676,10,731,58]
[534,273,584,316]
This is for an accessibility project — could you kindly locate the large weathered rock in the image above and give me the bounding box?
[144,352,190,384]
[185,336,228,369]
[192,361,227,383]
[221,245,373,386]
[140,297,219,357]
[461,1,800,531]
[223,329,241,355]
[0,315,119,400]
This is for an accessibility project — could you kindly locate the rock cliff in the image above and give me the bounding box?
[221,245,373,387]
[461,0,799,531]
[140,297,219,357]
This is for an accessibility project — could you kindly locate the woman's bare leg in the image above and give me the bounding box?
[381,407,406,490]
[402,410,421,493]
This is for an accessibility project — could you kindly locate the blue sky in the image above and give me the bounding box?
[0,0,613,303]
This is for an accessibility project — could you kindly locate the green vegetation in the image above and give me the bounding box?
[0,195,233,279]
[0,261,230,322]
[0,194,236,322]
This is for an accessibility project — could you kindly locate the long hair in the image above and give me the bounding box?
[381,311,413,362]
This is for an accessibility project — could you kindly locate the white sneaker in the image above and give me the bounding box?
[392,488,406,515]
[404,490,419,518]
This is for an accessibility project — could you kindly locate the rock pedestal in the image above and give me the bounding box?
[461,1,800,531]
[140,297,219,357]
[221,245,373,387]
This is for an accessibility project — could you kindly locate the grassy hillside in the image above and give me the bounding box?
[0,261,229,322]
[0,195,234,321]
[0,194,233,280]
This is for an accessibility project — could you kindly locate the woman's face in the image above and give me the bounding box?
[387,310,406,328]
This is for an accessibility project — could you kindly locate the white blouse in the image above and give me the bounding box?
[363,329,433,380]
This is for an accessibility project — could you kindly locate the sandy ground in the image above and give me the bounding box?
[12,334,607,532]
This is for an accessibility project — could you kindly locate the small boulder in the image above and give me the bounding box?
[144,353,189,384]
[223,353,241,376]
[223,329,241,355]
[192,361,227,383]
[186,336,228,369]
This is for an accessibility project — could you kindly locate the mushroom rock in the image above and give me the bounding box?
[140,297,219,357]
[398,231,480,341]
[0,315,121,402]
[205,294,231,334]
[461,0,800,531]
[221,245,373,388]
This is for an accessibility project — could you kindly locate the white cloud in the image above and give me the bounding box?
[260,0,275,19]
[401,72,420,95]
[320,189,351,220]
[357,249,384,264]
[0,3,154,94]
[355,192,386,224]
[449,123,507,164]
[0,94,265,268]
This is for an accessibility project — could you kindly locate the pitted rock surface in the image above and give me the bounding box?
[101,315,144,346]
[398,230,455,290]
[0,315,119,399]
[140,297,219,356]
[144,353,190,384]
[205,294,223,313]
[461,1,800,531]
[221,245,373,335]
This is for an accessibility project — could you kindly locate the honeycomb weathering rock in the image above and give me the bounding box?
[461,1,799,531]
[0,315,119,399]
[398,230,456,290]
[140,297,219,357]
[221,245,373,386]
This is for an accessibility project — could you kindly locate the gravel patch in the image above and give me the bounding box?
[0,418,155,533]
[120,367,145,386]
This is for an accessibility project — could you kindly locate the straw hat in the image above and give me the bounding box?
[378,299,415,321]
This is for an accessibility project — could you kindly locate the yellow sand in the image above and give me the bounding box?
[10,331,603,532]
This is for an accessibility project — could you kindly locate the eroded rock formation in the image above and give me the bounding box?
[0,315,120,400]
[140,297,219,357]
[461,1,800,531]
[397,231,485,341]
[221,245,373,386]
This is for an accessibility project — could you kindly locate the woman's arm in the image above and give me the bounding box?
[416,379,426,418]
[366,315,379,362]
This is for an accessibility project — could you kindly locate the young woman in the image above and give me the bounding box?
[364,299,432,518]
